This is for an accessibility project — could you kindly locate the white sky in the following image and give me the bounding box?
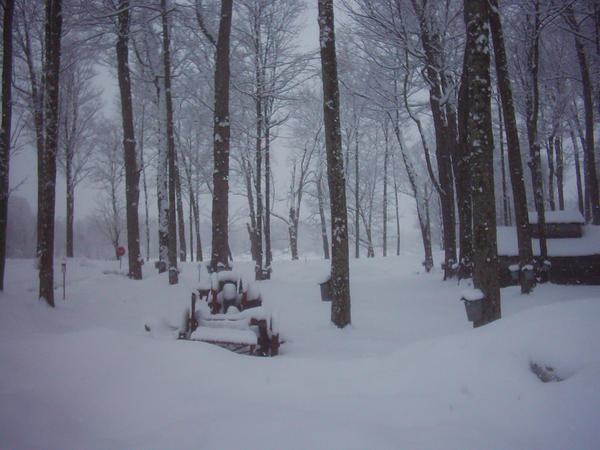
[9,1,322,222]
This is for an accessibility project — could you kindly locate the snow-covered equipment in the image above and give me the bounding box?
[178,268,281,356]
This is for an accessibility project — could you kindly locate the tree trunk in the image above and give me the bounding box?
[382,122,389,257]
[255,78,263,275]
[354,123,360,259]
[412,0,457,279]
[569,126,584,215]
[174,154,186,262]
[140,114,151,261]
[66,168,74,257]
[288,207,298,260]
[161,0,178,284]
[489,0,535,293]
[0,0,14,291]
[156,81,168,272]
[498,99,510,226]
[524,2,548,262]
[209,0,233,272]
[317,172,330,260]
[38,0,63,306]
[555,136,564,211]
[546,136,556,211]
[193,190,202,261]
[565,6,600,224]
[188,192,193,261]
[116,0,142,280]
[393,171,400,256]
[456,48,473,280]
[419,186,433,272]
[465,0,501,327]
[318,0,351,327]
[265,119,272,270]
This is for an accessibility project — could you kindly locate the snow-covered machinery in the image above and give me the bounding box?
[178,269,281,356]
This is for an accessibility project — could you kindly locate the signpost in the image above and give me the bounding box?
[117,246,126,270]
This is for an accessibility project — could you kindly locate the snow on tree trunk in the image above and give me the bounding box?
[160,0,178,284]
[464,0,501,327]
[0,0,14,291]
[38,0,62,306]
[210,0,233,272]
[318,0,351,328]
[116,0,142,280]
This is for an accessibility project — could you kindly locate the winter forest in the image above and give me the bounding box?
[1,0,600,448]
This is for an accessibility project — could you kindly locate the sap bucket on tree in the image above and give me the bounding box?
[319,275,332,302]
[460,289,484,322]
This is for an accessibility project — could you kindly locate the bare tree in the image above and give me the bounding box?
[92,124,125,260]
[57,47,101,258]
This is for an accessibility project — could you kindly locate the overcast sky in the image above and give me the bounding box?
[10,1,322,222]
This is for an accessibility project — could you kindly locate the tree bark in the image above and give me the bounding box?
[456,48,473,280]
[139,109,151,261]
[498,99,510,226]
[66,166,74,257]
[38,0,62,305]
[265,119,272,269]
[555,136,564,211]
[382,122,389,257]
[0,0,14,291]
[255,58,263,275]
[546,136,556,211]
[318,0,351,327]
[354,122,360,259]
[116,0,142,280]
[209,0,233,272]
[317,172,330,260]
[489,0,535,293]
[161,0,178,284]
[156,79,168,272]
[465,0,501,327]
[174,154,186,262]
[569,126,584,215]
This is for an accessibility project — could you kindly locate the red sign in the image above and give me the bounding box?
[117,246,126,257]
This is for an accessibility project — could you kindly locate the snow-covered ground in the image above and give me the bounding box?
[1,255,599,449]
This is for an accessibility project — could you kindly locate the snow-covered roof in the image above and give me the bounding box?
[528,210,585,224]
[497,225,600,256]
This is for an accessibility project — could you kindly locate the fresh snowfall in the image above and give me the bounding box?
[1,253,599,449]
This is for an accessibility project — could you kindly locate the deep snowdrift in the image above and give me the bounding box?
[1,256,599,449]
